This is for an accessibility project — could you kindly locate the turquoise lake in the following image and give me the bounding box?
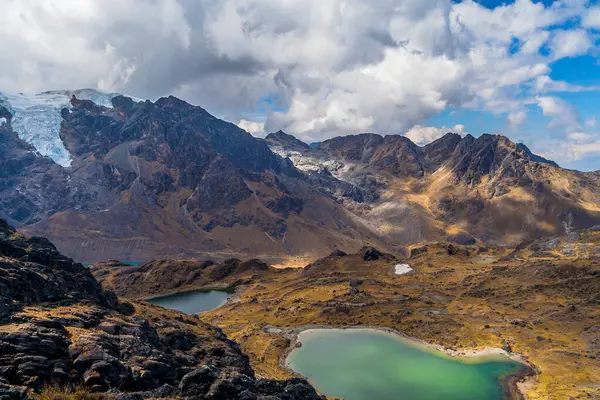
[84,261,142,267]
[287,329,526,400]
[146,289,233,314]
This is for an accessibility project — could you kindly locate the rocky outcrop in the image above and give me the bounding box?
[446,233,477,246]
[360,247,383,261]
[0,312,324,399]
[0,226,123,319]
[0,221,323,399]
[302,247,396,278]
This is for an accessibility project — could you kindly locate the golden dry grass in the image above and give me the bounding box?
[34,385,109,400]
[201,243,600,400]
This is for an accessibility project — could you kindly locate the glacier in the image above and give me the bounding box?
[0,89,133,167]
[269,145,350,176]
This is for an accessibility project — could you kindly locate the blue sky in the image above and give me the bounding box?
[236,0,600,170]
[425,50,600,170]
[430,1,600,169]
[2,0,600,170]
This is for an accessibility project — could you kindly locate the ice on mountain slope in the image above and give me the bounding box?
[0,89,133,167]
[270,145,350,176]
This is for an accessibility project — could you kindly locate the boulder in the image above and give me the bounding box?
[329,249,347,257]
[178,366,218,397]
[446,233,477,245]
[360,247,382,261]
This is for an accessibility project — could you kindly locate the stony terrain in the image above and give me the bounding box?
[98,234,600,400]
[0,220,323,399]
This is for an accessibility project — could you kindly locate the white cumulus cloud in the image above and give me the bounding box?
[404,124,467,146]
[508,111,527,126]
[582,6,600,29]
[549,29,593,59]
[237,119,266,136]
[0,0,597,153]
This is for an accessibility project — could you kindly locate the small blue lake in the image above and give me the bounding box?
[146,289,234,314]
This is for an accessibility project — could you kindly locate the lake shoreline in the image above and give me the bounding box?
[144,286,236,315]
[143,284,235,301]
[266,325,537,400]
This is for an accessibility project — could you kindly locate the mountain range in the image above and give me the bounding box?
[1,90,599,263]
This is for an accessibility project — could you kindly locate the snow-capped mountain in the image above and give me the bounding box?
[0,89,129,167]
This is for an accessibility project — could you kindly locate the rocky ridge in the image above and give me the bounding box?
[266,131,600,246]
[0,220,323,399]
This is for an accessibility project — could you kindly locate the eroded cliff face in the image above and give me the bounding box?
[0,220,323,400]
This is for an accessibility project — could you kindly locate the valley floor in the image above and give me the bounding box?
[96,236,600,400]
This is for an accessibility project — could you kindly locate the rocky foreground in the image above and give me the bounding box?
[0,219,323,399]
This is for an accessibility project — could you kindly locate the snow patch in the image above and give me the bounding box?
[394,264,413,275]
[0,89,139,167]
[0,117,6,126]
[270,145,351,176]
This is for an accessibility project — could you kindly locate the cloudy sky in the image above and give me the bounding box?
[1,0,599,170]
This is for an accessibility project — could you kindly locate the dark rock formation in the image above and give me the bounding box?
[329,249,347,257]
[361,247,383,261]
[0,221,323,399]
[0,227,123,319]
[446,233,477,246]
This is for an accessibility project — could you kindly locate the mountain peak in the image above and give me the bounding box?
[473,134,558,167]
[424,132,558,169]
[516,142,559,167]
[265,130,311,150]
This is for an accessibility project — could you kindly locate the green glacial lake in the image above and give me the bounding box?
[147,289,233,314]
[287,329,526,400]
[84,261,142,267]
